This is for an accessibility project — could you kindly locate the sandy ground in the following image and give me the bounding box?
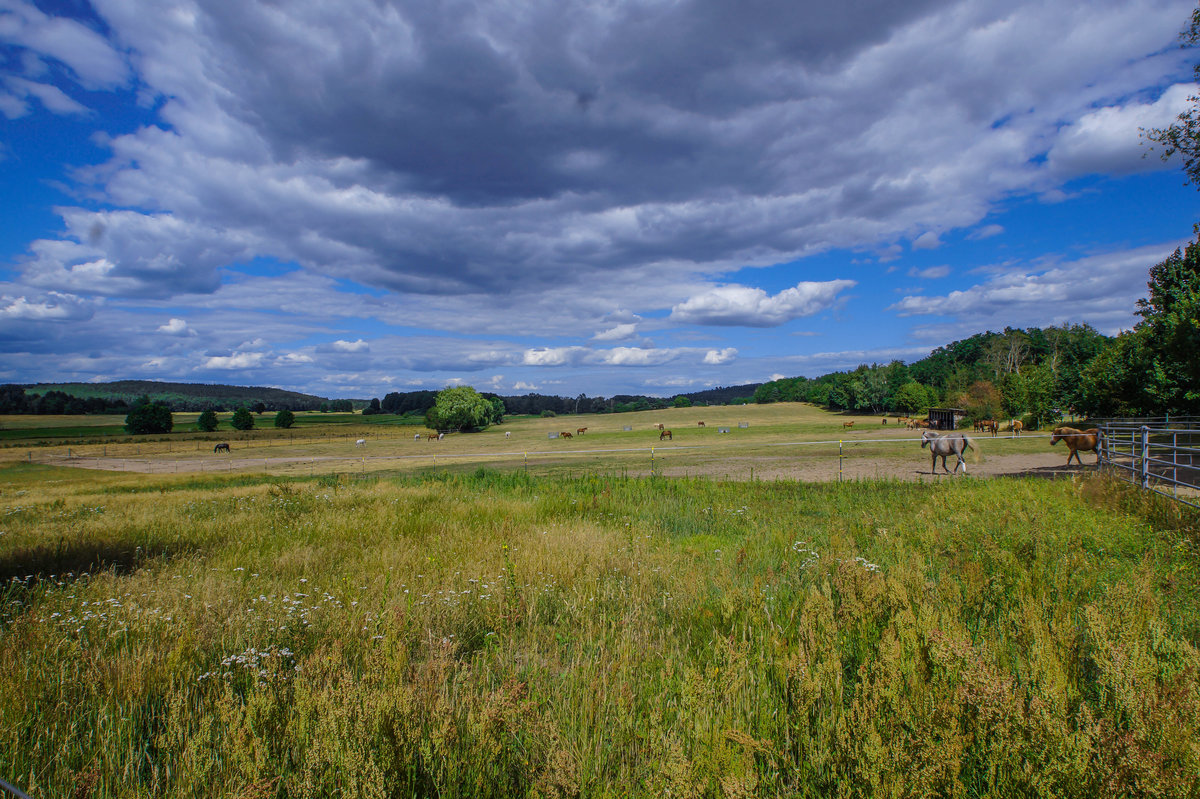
[36,448,1102,483]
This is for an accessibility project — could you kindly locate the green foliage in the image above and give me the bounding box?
[123,396,173,435]
[673,395,692,408]
[1144,7,1200,186]
[488,397,505,425]
[426,386,495,431]
[230,406,255,431]
[891,381,932,414]
[273,409,295,429]
[196,409,219,432]
[1079,238,1200,416]
[540,409,557,418]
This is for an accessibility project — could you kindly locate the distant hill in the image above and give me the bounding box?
[679,383,761,405]
[15,380,333,412]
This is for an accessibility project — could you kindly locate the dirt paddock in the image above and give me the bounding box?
[39,448,1099,483]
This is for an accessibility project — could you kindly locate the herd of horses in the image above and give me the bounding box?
[206,418,1105,476]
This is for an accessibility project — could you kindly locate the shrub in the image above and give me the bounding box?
[196,409,219,432]
[231,406,255,431]
[124,398,173,435]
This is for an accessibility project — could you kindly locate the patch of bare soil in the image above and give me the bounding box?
[41,450,1098,482]
[655,452,1095,482]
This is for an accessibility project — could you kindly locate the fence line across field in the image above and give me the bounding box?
[37,431,1052,483]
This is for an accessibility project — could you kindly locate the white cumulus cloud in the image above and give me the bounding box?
[669,281,856,327]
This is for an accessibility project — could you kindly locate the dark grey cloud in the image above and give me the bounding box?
[6,0,1183,313]
[1,0,1196,395]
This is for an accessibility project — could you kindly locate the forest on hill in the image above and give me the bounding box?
[0,381,335,414]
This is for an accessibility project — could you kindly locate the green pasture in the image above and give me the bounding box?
[0,461,1197,797]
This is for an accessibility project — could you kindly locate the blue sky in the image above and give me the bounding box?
[2,0,1199,399]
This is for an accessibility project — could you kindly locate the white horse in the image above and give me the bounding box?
[355,439,366,447]
[921,430,974,474]
[414,433,421,441]
[505,431,511,438]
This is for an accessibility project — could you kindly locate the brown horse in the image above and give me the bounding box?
[697,421,706,427]
[655,423,664,430]
[576,427,587,435]
[842,421,855,430]
[1010,420,1024,436]
[1050,427,1100,466]
[560,431,573,438]
[659,429,672,441]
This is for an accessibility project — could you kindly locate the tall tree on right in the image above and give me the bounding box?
[1144,7,1200,185]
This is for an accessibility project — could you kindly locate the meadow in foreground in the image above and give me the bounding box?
[1,464,1198,797]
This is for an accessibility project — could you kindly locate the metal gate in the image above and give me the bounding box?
[1098,422,1200,509]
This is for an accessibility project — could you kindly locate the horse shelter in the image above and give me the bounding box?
[927,408,966,431]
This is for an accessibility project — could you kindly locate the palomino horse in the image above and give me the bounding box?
[1010,420,1024,435]
[1050,427,1100,466]
[921,430,974,474]
[659,429,672,441]
[214,442,230,453]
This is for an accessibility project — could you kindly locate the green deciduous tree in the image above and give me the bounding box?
[891,381,932,415]
[196,409,219,432]
[1144,7,1200,186]
[273,409,295,429]
[231,406,255,431]
[124,396,173,435]
[425,386,495,431]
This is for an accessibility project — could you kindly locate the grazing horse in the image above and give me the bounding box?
[697,421,706,427]
[659,429,672,441]
[355,439,366,447]
[1050,427,1100,466]
[561,431,573,438]
[505,431,511,439]
[214,442,230,453]
[414,433,421,441]
[576,427,587,435]
[921,430,974,474]
[882,418,888,425]
[1010,420,1024,436]
[842,421,855,430]
[427,433,439,441]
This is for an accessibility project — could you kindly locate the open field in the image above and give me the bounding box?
[1,460,1198,796]
[5,403,1087,484]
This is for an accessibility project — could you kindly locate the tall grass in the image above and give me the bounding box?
[1,467,1198,797]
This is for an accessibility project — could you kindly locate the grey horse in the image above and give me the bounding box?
[921,430,974,474]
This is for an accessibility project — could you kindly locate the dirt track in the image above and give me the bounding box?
[39,448,1100,483]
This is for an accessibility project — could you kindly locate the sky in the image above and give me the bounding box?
[2,0,1199,400]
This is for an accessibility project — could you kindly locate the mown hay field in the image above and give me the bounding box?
[2,455,1199,797]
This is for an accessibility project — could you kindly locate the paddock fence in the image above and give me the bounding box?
[29,429,1054,484]
[1098,421,1200,509]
